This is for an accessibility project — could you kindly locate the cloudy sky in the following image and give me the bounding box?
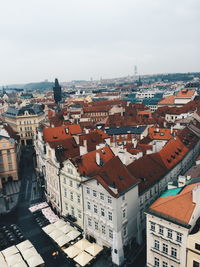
[0,0,200,84]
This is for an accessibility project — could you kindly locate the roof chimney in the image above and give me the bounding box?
[96,152,100,166]
[192,185,200,204]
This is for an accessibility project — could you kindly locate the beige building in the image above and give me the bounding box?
[2,104,45,145]
[0,127,20,189]
[187,229,200,267]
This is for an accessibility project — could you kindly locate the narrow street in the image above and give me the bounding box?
[1,147,70,267]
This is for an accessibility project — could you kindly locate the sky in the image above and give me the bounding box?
[0,0,200,84]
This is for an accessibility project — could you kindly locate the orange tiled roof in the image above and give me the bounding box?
[158,95,175,105]
[72,146,115,176]
[149,183,200,224]
[176,89,196,98]
[148,128,173,140]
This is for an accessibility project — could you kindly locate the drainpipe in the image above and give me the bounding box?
[58,162,64,216]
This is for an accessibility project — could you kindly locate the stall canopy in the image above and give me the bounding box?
[85,243,103,257]
[49,229,63,240]
[12,261,28,267]
[6,253,23,266]
[63,245,82,258]
[16,240,33,252]
[21,247,38,260]
[74,239,92,251]
[42,224,57,234]
[53,219,66,228]
[59,224,73,234]
[2,245,19,258]
[29,202,48,213]
[26,254,44,267]
[54,235,72,247]
[66,230,81,241]
[74,251,94,267]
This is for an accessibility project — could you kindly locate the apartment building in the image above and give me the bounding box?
[146,182,200,267]
[3,104,45,145]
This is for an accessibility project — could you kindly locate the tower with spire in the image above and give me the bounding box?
[53,78,62,104]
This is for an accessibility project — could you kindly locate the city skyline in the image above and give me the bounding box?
[0,0,199,84]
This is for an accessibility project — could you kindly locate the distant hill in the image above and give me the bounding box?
[0,81,54,92]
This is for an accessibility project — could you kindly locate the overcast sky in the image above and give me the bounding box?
[0,0,200,84]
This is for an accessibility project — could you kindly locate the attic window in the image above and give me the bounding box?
[118,176,124,180]
[160,133,164,136]
[167,159,171,163]
[178,148,182,152]
[175,151,179,155]
[53,136,58,139]
[171,155,176,159]
[101,149,105,154]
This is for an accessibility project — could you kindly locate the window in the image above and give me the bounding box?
[64,188,67,197]
[70,192,73,201]
[154,240,159,250]
[171,247,177,258]
[123,226,127,236]
[87,201,91,210]
[108,211,112,221]
[95,221,98,230]
[176,232,182,243]
[86,187,90,194]
[193,261,200,267]
[167,229,172,239]
[108,196,112,204]
[159,225,164,235]
[163,243,168,254]
[163,261,168,267]
[101,208,105,217]
[63,177,66,184]
[88,218,92,227]
[122,195,125,201]
[150,222,155,232]
[71,206,75,216]
[77,194,81,203]
[195,243,200,250]
[65,202,68,210]
[122,208,126,218]
[68,168,73,175]
[100,193,104,200]
[94,205,98,213]
[70,180,73,187]
[154,257,159,267]
[93,190,97,197]
[109,229,113,239]
[102,225,106,235]
[78,210,81,219]
[8,163,13,171]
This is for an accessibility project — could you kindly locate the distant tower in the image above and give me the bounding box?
[53,78,62,104]
[134,65,138,76]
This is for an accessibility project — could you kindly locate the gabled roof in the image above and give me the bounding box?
[148,183,200,224]
[72,146,115,176]
[48,137,80,162]
[148,128,174,140]
[176,89,196,98]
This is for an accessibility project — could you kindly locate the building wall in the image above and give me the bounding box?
[60,160,84,228]
[0,137,19,188]
[146,213,189,267]
[187,232,200,267]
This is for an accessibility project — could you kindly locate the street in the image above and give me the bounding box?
[1,147,70,267]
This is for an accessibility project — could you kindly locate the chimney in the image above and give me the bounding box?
[96,152,100,165]
[192,185,200,204]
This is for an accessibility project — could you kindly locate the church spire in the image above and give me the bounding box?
[53,78,62,103]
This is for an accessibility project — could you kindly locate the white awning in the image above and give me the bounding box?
[12,261,28,267]
[53,219,66,228]
[21,247,38,260]
[6,253,23,266]
[74,251,94,267]
[63,245,81,258]
[74,239,92,251]
[26,254,44,267]
[49,229,63,240]
[85,243,103,257]
[42,224,56,234]
[2,245,19,258]
[66,230,81,241]
[54,235,72,247]
[16,240,33,252]
[59,224,73,234]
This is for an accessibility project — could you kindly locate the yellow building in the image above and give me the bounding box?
[2,104,45,145]
[0,128,20,189]
[187,229,200,267]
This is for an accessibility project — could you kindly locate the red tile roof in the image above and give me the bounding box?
[158,95,175,105]
[149,183,200,224]
[72,146,115,176]
[148,128,174,141]
[176,89,196,98]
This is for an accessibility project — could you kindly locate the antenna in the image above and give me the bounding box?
[134,65,138,76]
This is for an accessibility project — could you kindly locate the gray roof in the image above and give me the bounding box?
[3,104,44,118]
[105,125,147,135]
